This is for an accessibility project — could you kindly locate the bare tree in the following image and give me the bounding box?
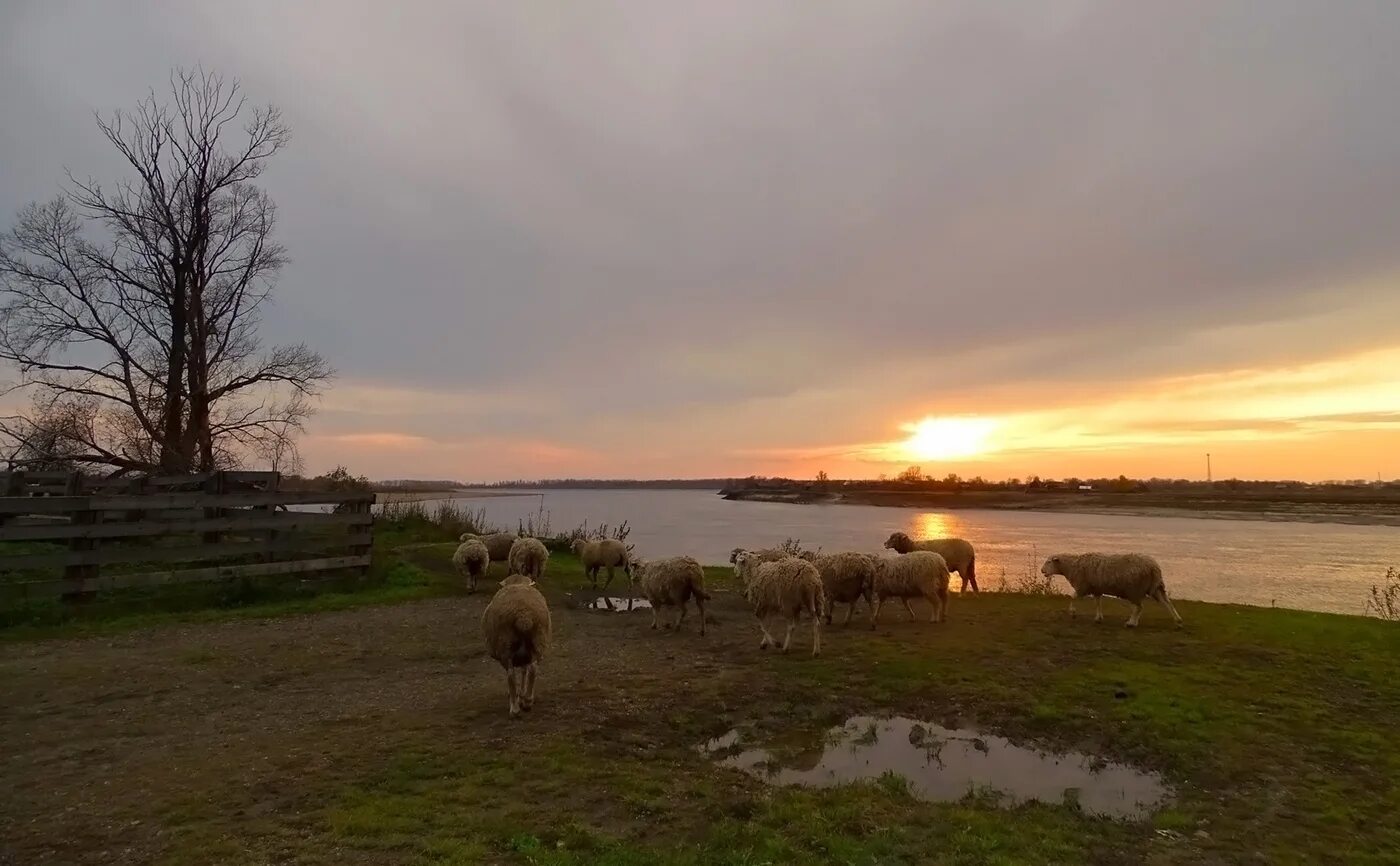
[0,68,331,475]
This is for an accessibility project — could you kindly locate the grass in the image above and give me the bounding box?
[5,520,1400,864]
[301,588,1398,865]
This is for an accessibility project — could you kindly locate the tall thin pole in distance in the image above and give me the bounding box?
[1206,453,1212,483]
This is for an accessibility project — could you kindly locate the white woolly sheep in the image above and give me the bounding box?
[481,574,552,716]
[632,556,711,635]
[810,551,877,626]
[507,536,549,580]
[734,551,825,655]
[883,531,979,592]
[1041,553,1182,628]
[872,550,951,625]
[451,538,491,593]
[460,532,517,567]
[571,537,632,590]
[729,547,790,576]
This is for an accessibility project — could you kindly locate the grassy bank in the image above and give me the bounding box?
[2,529,1399,865]
[4,506,1399,864]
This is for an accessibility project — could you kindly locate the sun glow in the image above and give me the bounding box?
[898,416,1000,461]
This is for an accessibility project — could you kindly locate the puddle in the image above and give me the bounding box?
[584,596,651,611]
[700,716,1170,819]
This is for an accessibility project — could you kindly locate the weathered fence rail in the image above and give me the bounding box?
[0,470,375,601]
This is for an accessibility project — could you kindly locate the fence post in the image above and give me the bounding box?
[259,473,281,563]
[62,472,98,603]
[202,471,226,545]
[352,495,375,580]
[0,470,21,527]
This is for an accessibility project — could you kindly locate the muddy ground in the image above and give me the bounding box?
[0,582,825,864]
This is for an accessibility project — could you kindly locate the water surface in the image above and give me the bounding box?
[701,716,1171,819]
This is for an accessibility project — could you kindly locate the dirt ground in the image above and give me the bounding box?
[0,583,788,865]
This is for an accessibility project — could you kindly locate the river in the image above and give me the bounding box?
[424,489,1397,616]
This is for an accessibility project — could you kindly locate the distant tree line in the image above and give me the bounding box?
[730,470,1400,493]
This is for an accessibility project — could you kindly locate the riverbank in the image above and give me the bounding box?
[2,537,1397,864]
[373,489,541,504]
[721,487,1400,527]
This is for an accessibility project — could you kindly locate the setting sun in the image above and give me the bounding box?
[897,416,1000,461]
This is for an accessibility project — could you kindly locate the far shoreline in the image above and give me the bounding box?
[718,488,1400,528]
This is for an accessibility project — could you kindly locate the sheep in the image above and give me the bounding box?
[451,538,491,593]
[570,537,632,590]
[733,551,825,655]
[480,574,552,716]
[883,531,979,592]
[871,550,951,625]
[1041,553,1183,628]
[632,556,711,635]
[809,551,877,626]
[729,547,790,577]
[507,536,549,580]
[460,532,516,569]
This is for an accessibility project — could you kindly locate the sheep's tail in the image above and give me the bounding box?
[508,632,537,667]
[965,555,977,591]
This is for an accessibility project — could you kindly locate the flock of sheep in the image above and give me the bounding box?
[454,529,1183,716]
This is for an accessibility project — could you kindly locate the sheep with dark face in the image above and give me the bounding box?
[1041,553,1182,628]
[883,531,978,592]
[481,575,552,716]
[733,552,825,655]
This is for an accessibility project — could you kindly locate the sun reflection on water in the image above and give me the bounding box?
[910,512,962,540]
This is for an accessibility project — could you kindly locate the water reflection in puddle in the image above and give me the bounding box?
[584,596,651,611]
[701,716,1170,819]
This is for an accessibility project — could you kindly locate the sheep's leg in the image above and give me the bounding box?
[676,601,689,631]
[649,605,659,630]
[1068,596,1078,618]
[695,595,707,637]
[871,596,884,629]
[521,663,537,711]
[757,615,778,650]
[935,586,948,623]
[1094,595,1104,623]
[588,566,598,589]
[1126,601,1143,628]
[781,614,797,652]
[507,667,521,717]
[601,565,615,592]
[811,609,822,656]
[842,602,856,626]
[902,598,918,621]
[1154,587,1184,627]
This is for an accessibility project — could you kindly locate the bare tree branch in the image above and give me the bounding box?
[0,67,330,475]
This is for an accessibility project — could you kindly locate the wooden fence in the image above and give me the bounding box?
[0,470,375,602]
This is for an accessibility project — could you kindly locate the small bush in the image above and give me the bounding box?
[777,537,819,558]
[1365,567,1399,621]
[377,499,496,543]
[541,518,633,556]
[992,548,1062,596]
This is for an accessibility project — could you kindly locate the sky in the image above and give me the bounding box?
[2,1,1399,482]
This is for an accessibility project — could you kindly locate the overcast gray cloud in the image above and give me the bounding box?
[3,0,1399,479]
